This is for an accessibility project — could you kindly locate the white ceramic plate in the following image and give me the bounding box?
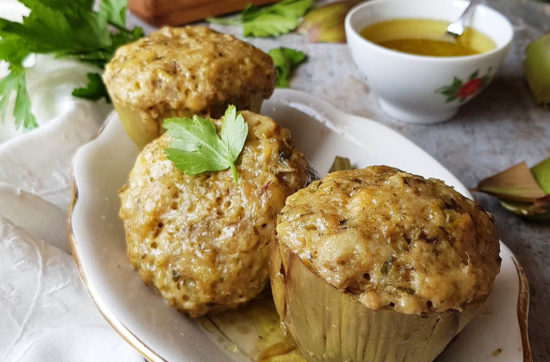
[70,89,531,362]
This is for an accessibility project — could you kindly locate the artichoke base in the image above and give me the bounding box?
[270,240,480,362]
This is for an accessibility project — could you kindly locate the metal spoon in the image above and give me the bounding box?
[446,0,482,38]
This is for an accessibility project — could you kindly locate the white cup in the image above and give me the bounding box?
[345,0,513,124]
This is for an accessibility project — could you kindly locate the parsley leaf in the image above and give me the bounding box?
[100,0,128,28]
[164,105,248,181]
[0,1,111,55]
[0,0,143,130]
[243,0,313,37]
[219,105,248,165]
[0,0,142,62]
[268,47,307,87]
[209,0,313,37]
[0,69,38,130]
[0,33,30,66]
[72,73,110,102]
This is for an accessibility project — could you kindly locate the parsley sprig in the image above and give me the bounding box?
[0,0,143,130]
[0,69,35,130]
[164,105,249,182]
[208,0,314,37]
[268,47,307,88]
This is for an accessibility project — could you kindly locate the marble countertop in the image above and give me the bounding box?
[130,0,550,360]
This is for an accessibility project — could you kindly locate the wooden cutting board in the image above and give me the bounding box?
[128,0,279,27]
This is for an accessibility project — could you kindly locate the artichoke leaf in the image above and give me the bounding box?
[297,1,360,43]
[472,161,546,202]
[500,197,550,221]
[531,156,550,193]
[269,240,479,362]
[472,158,550,219]
[328,155,353,172]
[523,33,550,105]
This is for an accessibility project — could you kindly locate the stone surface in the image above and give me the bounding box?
[128,0,550,360]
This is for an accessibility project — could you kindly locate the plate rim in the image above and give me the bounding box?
[67,89,532,362]
[68,171,168,362]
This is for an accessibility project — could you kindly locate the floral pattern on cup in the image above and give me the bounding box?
[436,68,492,102]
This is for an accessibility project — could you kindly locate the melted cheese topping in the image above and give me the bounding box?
[276,166,501,315]
[103,26,276,115]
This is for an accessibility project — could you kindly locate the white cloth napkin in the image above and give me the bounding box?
[0,2,142,360]
[0,219,140,361]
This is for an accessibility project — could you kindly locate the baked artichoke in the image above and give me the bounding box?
[270,166,501,361]
[103,26,275,148]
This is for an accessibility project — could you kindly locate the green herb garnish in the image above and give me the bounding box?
[268,47,307,88]
[100,0,128,28]
[0,0,143,130]
[72,73,110,103]
[208,0,314,37]
[164,105,248,182]
[0,69,36,130]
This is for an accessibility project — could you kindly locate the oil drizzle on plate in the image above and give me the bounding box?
[201,294,305,361]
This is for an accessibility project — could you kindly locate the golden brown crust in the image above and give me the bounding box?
[119,111,308,317]
[276,166,501,315]
[103,26,276,116]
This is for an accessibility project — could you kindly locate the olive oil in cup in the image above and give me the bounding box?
[360,19,496,57]
[345,0,513,124]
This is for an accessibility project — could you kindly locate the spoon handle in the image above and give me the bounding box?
[447,0,482,37]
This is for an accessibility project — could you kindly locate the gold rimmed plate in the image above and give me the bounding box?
[69,89,531,362]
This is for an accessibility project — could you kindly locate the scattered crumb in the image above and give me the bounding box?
[480,305,492,315]
[492,348,502,357]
